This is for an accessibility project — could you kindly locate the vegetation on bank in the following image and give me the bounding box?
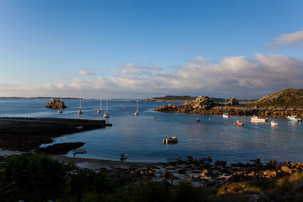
[251,88,303,107]
[1,153,303,201]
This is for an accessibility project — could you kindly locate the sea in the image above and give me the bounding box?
[0,98,303,163]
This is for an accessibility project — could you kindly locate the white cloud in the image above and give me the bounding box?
[270,30,303,48]
[77,67,96,77]
[1,54,303,99]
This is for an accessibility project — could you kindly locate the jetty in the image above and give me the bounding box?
[0,117,112,151]
[0,117,111,135]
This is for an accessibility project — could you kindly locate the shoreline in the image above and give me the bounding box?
[156,104,303,118]
[2,151,303,188]
[49,154,303,187]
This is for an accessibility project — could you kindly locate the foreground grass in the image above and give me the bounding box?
[1,153,303,201]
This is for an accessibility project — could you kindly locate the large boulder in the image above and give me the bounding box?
[227,97,239,105]
[46,99,67,109]
[183,96,215,109]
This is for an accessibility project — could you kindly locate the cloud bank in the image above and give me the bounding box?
[1,53,303,99]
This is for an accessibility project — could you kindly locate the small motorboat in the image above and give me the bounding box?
[236,120,244,126]
[287,115,302,122]
[120,153,128,160]
[152,116,156,119]
[271,120,278,127]
[196,118,200,122]
[163,136,178,144]
[73,148,87,155]
[250,115,268,123]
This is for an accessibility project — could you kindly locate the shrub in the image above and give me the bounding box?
[175,180,208,202]
[122,180,172,202]
[0,153,73,201]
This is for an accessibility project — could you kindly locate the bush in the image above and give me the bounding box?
[175,180,208,202]
[122,180,172,202]
[0,153,73,201]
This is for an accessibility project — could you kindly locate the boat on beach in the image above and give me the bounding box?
[287,115,302,122]
[73,148,87,155]
[250,115,268,123]
[163,136,178,144]
[120,153,128,160]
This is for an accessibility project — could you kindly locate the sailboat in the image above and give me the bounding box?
[78,97,83,115]
[58,98,63,114]
[134,100,139,115]
[97,96,102,113]
[222,98,229,118]
[103,97,109,118]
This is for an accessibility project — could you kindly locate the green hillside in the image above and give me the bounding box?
[252,89,303,107]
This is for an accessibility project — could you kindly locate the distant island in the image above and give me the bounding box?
[144,95,256,103]
[155,89,303,117]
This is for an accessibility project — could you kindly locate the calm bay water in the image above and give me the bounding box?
[0,98,303,163]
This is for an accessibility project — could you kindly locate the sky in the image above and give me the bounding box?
[0,0,302,99]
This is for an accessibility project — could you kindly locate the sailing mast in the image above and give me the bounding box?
[78,97,83,114]
[134,100,139,115]
[97,96,102,113]
[103,97,109,118]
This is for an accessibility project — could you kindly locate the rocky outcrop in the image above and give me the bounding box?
[155,92,303,117]
[46,99,67,109]
[156,96,217,113]
[227,97,239,105]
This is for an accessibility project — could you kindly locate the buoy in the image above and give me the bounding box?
[251,130,253,134]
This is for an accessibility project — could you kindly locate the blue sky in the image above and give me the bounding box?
[0,0,302,98]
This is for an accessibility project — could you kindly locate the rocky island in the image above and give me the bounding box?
[155,89,303,117]
[45,99,67,109]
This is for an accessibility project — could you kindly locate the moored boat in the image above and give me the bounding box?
[222,98,229,118]
[236,120,244,126]
[287,115,302,122]
[250,115,268,123]
[163,136,178,144]
[78,97,83,115]
[97,96,102,113]
[271,120,278,126]
[103,97,109,118]
[134,100,139,115]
